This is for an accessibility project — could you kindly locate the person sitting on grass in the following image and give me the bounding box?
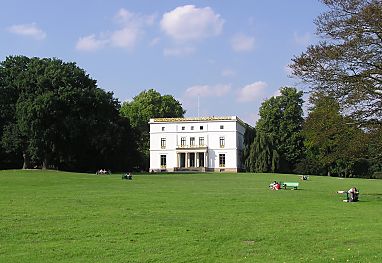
[337,187,359,202]
[122,172,133,180]
[347,187,359,202]
[270,181,281,190]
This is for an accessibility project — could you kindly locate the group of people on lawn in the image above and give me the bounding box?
[269,178,359,202]
[96,169,110,175]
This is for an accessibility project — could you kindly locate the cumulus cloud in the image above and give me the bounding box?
[76,34,107,51]
[231,33,255,52]
[237,81,267,102]
[76,8,154,51]
[185,84,231,98]
[293,32,310,46]
[160,5,224,42]
[7,23,46,40]
[163,46,195,57]
[110,27,139,48]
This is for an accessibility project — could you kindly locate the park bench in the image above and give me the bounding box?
[281,182,299,190]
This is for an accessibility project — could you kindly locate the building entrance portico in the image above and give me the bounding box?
[176,150,207,169]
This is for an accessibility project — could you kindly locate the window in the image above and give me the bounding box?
[219,136,225,148]
[190,137,195,146]
[220,125,224,129]
[199,137,204,146]
[161,138,166,149]
[181,126,185,130]
[160,155,166,167]
[219,154,226,167]
[191,126,194,130]
[200,126,204,130]
[162,127,165,131]
[181,137,186,147]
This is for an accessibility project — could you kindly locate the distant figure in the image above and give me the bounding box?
[301,175,309,180]
[337,187,359,202]
[270,181,281,190]
[347,187,359,202]
[122,172,133,180]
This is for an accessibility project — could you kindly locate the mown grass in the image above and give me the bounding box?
[0,170,381,262]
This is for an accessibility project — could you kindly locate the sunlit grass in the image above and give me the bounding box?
[0,170,381,262]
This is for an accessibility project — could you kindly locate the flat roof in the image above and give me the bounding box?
[149,116,248,127]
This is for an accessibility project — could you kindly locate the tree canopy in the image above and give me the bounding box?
[291,0,382,125]
[300,92,370,177]
[248,87,305,173]
[120,89,185,170]
[0,56,136,171]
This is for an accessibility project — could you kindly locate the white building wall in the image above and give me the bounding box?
[149,116,248,172]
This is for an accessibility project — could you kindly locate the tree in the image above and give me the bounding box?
[0,56,135,171]
[301,92,370,177]
[291,0,382,125]
[242,124,256,171]
[249,87,305,173]
[120,89,185,170]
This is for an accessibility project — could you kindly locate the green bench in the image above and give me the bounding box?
[281,182,299,190]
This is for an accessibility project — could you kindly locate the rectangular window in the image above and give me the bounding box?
[181,126,185,130]
[219,154,225,167]
[162,127,165,131]
[181,137,186,147]
[161,138,166,149]
[160,155,166,167]
[219,136,225,148]
[199,137,204,146]
[190,137,195,146]
[200,126,204,130]
[191,126,194,130]
[220,125,224,129]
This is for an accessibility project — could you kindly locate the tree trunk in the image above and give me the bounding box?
[22,152,30,169]
[42,156,48,170]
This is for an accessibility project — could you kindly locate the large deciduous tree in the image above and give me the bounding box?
[291,0,382,125]
[249,87,305,173]
[0,56,135,171]
[120,89,185,170]
[300,92,370,177]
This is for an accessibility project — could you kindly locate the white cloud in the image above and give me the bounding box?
[221,68,236,77]
[114,8,155,26]
[160,5,224,42]
[76,34,107,51]
[293,32,310,46]
[163,46,195,57]
[76,8,154,51]
[231,33,255,52]
[237,81,267,102]
[110,27,139,48]
[185,84,231,98]
[7,23,46,40]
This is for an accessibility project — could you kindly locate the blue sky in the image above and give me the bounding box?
[1,0,326,125]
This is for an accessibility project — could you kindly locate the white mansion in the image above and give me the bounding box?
[149,116,247,173]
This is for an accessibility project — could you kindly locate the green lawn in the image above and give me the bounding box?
[0,170,381,262]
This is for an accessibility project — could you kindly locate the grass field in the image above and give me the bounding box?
[0,170,381,262]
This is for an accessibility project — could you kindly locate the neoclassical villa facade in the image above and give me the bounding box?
[149,116,246,173]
